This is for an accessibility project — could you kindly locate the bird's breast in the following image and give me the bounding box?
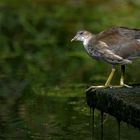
[84,45,102,60]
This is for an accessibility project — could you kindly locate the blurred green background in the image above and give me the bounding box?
[1,1,140,139]
[0,0,140,92]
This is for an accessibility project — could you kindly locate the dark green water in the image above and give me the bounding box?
[0,87,140,140]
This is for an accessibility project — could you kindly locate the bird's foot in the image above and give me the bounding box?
[85,85,108,92]
[86,84,132,92]
[119,84,132,88]
[105,84,132,88]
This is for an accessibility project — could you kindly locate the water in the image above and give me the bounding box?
[0,87,140,140]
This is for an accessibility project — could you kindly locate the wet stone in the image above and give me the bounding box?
[86,86,140,129]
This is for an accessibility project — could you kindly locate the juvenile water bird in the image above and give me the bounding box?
[71,27,140,88]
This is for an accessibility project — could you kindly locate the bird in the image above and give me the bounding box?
[71,27,140,89]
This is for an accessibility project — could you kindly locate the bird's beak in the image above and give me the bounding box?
[71,36,77,42]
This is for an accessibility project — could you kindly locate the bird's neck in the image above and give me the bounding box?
[83,35,95,47]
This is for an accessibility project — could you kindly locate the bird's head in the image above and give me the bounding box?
[71,30,93,42]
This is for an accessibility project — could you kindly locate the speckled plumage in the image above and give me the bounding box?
[71,27,140,88]
[72,27,140,65]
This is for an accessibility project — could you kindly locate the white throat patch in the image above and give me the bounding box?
[137,39,140,43]
[83,37,91,46]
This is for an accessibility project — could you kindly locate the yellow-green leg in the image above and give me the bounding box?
[105,68,116,87]
[86,65,131,92]
[120,65,125,86]
[120,65,131,88]
[86,67,116,91]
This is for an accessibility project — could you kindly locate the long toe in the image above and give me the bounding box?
[109,84,132,88]
[85,85,109,92]
[120,84,132,88]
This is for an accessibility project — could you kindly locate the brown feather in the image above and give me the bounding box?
[94,27,140,59]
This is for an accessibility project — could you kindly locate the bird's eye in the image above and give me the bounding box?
[79,32,83,35]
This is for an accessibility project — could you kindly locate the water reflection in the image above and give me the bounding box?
[91,109,140,140]
[117,119,120,140]
[0,88,140,140]
[100,111,103,140]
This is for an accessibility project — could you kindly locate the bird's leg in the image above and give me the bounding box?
[86,65,132,92]
[104,67,116,87]
[119,65,131,88]
[86,67,116,91]
[120,65,125,86]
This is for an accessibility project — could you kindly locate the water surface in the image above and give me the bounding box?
[0,87,140,140]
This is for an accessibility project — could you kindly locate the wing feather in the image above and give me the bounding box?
[94,27,140,59]
[94,44,132,65]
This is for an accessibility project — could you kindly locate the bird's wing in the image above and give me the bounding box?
[96,27,140,40]
[95,27,140,59]
[94,43,132,65]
